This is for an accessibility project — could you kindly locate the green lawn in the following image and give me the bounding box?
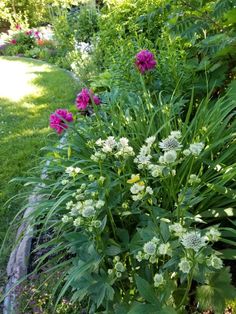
[0,57,79,289]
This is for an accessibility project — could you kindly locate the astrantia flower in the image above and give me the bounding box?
[153,273,164,287]
[189,142,204,155]
[135,49,157,74]
[181,231,206,252]
[50,109,73,134]
[158,243,172,256]
[143,241,157,255]
[159,136,182,151]
[145,136,156,146]
[130,183,145,194]
[179,258,192,273]
[206,255,223,269]
[82,206,95,218]
[169,223,186,237]
[163,150,177,163]
[205,228,221,242]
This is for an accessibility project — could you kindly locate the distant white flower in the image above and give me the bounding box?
[181,231,206,252]
[188,174,201,184]
[114,262,125,272]
[66,201,74,210]
[189,142,204,155]
[145,136,156,146]
[96,200,105,209]
[205,228,221,242]
[150,165,164,177]
[169,223,186,237]
[179,258,192,273]
[95,138,104,146]
[153,273,165,287]
[61,179,69,185]
[143,241,157,255]
[93,220,102,228]
[146,186,153,195]
[159,136,182,151]
[158,243,172,256]
[136,251,143,262]
[170,131,181,139]
[62,215,70,223]
[163,150,177,163]
[119,137,129,147]
[206,255,223,269]
[132,194,143,201]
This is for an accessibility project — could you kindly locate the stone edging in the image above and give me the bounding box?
[3,136,67,314]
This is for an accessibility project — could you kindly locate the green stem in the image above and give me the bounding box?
[177,271,193,309]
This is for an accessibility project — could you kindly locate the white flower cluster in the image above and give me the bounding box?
[153,273,165,288]
[169,223,186,237]
[178,257,192,273]
[181,231,206,252]
[91,136,134,161]
[108,256,126,278]
[65,166,81,177]
[205,227,221,242]
[134,136,156,169]
[206,254,223,269]
[188,174,201,185]
[136,237,172,264]
[183,142,204,156]
[129,179,153,201]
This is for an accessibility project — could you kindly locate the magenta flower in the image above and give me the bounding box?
[135,49,157,74]
[10,39,17,44]
[76,88,101,110]
[50,109,73,134]
[26,30,33,36]
[16,24,21,30]
[34,31,41,39]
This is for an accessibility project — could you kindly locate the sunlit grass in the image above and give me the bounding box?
[0,56,80,289]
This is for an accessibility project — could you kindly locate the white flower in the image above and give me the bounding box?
[179,258,192,273]
[114,261,125,272]
[95,138,104,146]
[93,220,102,228]
[65,166,74,174]
[145,136,156,146]
[119,137,129,147]
[73,217,82,227]
[65,166,81,177]
[136,251,143,262]
[159,136,182,151]
[169,223,186,237]
[158,243,172,256]
[188,174,201,184]
[183,149,191,156]
[143,241,157,255]
[102,145,113,153]
[84,199,94,206]
[62,215,70,223]
[66,201,74,210]
[150,165,164,177]
[163,150,177,163]
[96,200,105,209]
[159,156,165,163]
[181,231,206,252]
[189,142,204,155]
[170,131,181,139]
[130,183,145,194]
[205,228,221,242]
[82,206,95,217]
[206,255,223,269]
[61,179,69,185]
[146,186,153,195]
[132,193,143,201]
[153,273,165,287]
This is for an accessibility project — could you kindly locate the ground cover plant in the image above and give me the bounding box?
[0,56,79,294]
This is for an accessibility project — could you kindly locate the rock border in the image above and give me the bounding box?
[3,136,67,314]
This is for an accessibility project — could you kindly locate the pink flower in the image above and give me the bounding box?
[16,24,21,30]
[49,109,73,134]
[34,31,41,39]
[76,88,101,110]
[135,49,157,74]
[26,30,33,36]
[10,39,17,44]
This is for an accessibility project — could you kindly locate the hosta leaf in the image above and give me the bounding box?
[105,245,122,256]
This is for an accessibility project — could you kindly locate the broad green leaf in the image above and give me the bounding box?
[135,275,159,305]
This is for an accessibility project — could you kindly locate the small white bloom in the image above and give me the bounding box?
[159,156,165,163]
[88,174,95,181]
[62,215,70,223]
[150,165,164,177]
[82,206,95,218]
[102,145,113,153]
[136,251,143,262]
[96,138,104,146]
[170,131,181,139]
[132,193,143,201]
[93,220,102,228]
[188,174,201,184]
[163,150,177,163]
[189,142,204,155]
[153,273,165,287]
[119,137,129,147]
[146,186,153,195]
[159,136,182,151]
[73,217,82,227]
[205,228,221,242]
[143,241,157,255]
[158,243,172,256]
[96,200,105,209]
[61,179,69,185]
[74,167,81,174]
[181,231,206,252]
[183,149,191,156]
[130,183,145,194]
[108,269,113,275]
[179,258,192,273]
[114,261,125,272]
[169,223,186,237]
[145,136,156,146]
[65,166,74,174]
[206,255,223,269]
[66,201,74,210]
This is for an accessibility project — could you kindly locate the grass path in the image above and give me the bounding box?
[0,57,79,290]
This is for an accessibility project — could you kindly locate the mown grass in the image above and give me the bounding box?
[0,56,79,291]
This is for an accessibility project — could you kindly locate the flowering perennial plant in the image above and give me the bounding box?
[49,109,73,134]
[135,49,157,74]
[76,88,101,111]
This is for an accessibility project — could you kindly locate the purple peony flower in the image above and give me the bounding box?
[135,49,157,74]
[50,109,73,134]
